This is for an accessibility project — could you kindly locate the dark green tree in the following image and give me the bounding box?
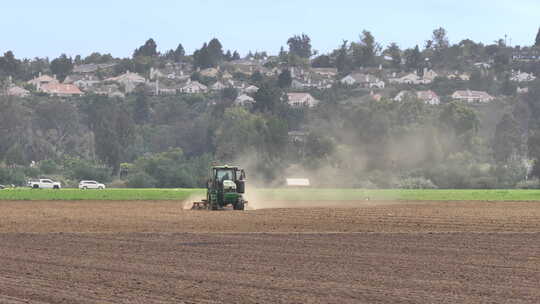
[193,43,211,68]
[232,51,241,60]
[165,43,185,62]
[133,91,150,124]
[405,45,422,71]
[133,38,158,57]
[385,43,401,69]
[50,54,73,82]
[207,38,224,65]
[278,69,292,88]
[311,55,332,68]
[336,40,351,75]
[0,51,20,78]
[535,27,540,47]
[254,82,284,113]
[84,52,113,64]
[224,50,233,61]
[287,34,312,58]
[500,75,517,96]
[493,113,520,162]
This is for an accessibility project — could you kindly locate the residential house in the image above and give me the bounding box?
[6,86,30,97]
[243,85,259,94]
[448,72,470,81]
[222,71,233,80]
[510,70,536,82]
[389,72,423,85]
[517,87,529,94]
[211,81,227,91]
[149,67,166,80]
[451,90,494,103]
[512,47,540,62]
[422,69,439,82]
[180,80,208,94]
[287,93,318,108]
[40,83,83,97]
[235,94,255,106]
[64,74,100,90]
[340,73,385,88]
[311,68,338,78]
[153,80,183,95]
[369,91,382,101]
[288,131,308,143]
[28,73,59,89]
[105,71,146,93]
[474,62,491,69]
[394,90,440,105]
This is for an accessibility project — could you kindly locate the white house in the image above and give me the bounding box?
[211,81,227,91]
[235,94,255,106]
[510,71,536,82]
[389,69,438,85]
[105,71,146,93]
[452,90,494,103]
[341,73,385,88]
[180,80,208,94]
[287,93,319,108]
[394,90,440,105]
[243,85,259,94]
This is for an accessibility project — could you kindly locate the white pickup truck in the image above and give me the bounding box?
[28,179,62,189]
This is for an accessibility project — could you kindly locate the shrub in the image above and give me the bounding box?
[398,177,438,189]
[515,178,540,189]
[40,160,58,174]
[126,172,157,188]
[63,158,112,182]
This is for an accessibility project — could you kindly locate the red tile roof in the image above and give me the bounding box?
[41,83,83,96]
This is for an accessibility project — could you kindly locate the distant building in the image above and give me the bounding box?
[211,81,227,91]
[510,70,536,82]
[243,85,259,94]
[28,73,59,89]
[180,80,208,94]
[105,71,146,93]
[40,83,83,97]
[394,90,440,105]
[287,93,318,108]
[512,47,540,62]
[6,86,30,98]
[311,68,338,77]
[341,73,385,88]
[235,94,255,106]
[452,90,494,103]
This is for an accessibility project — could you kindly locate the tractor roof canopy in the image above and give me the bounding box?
[213,165,240,170]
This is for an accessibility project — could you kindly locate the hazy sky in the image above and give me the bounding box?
[2,0,539,59]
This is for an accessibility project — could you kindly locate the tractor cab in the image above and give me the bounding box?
[212,166,246,194]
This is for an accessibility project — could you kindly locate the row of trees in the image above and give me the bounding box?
[2,77,540,188]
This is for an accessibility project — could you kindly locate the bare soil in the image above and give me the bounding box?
[1,200,540,303]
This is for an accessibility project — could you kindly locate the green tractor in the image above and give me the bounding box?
[192,165,248,210]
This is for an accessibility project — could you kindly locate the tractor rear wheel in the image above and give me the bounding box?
[234,199,245,210]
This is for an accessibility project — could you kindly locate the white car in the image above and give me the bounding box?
[28,179,62,189]
[79,180,106,190]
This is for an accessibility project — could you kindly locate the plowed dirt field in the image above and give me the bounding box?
[1,200,540,303]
